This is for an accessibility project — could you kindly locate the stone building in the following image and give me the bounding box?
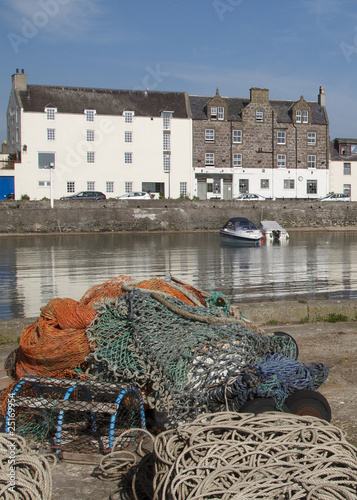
[190,87,329,200]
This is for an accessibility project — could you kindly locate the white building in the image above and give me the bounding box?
[329,138,357,201]
[6,70,193,201]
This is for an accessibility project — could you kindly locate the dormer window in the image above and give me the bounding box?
[296,110,302,123]
[85,109,96,122]
[162,111,173,130]
[256,109,263,122]
[218,106,224,120]
[210,106,217,120]
[123,111,134,123]
[303,110,308,123]
[45,107,56,120]
[339,143,357,155]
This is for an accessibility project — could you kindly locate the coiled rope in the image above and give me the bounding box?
[152,411,357,499]
[94,412,357,499]
[0,433,54,500]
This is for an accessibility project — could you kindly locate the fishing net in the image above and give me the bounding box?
[15,298,96,380]
[79,275,133,307]
[207,353,329,413]
[85,289,306,427]
[1,275,329,444]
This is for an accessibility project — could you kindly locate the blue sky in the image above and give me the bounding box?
[1,0,357,141]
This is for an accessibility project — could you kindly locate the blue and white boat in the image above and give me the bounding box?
[220,217,263,246]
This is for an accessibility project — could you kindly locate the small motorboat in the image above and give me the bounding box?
[258,220,289,242]
[220,217,263,246]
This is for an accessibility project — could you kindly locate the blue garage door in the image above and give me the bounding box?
[0,176,15,199]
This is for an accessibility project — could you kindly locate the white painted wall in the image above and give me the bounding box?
[330,160,357,201]
[193,166,329,199]
[13,109,193,200]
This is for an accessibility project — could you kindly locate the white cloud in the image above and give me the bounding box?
[4,0,104,41]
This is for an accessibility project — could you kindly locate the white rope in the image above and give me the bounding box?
[0,433,53,500]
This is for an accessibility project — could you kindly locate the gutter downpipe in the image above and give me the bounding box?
[293,122,298,199]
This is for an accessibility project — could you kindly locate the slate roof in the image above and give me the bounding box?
[18,85,189,118]
[189,95,327,125]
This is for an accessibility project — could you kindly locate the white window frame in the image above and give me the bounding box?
[87,151,95,163]
[123,111,134,123]
[106,181,114,193]
[180,182,188,197]
[162,111,173,130]
[296,110,302,123]
[277,154,286,168]
[67,181,75,193]
[205,129,215,142]
[124,152,133,164]
[284,179,295,189]
[308,155,316,169]
[45,107,56,120]
[210,106,217,120]
[256,109,264,122]
[125,131,132,143]
[307,132,316,145]
[87,181,95,191]
[47,128,55,141]
[303,110,308,123]
[163,133,171,151]
[277,131,286,145]
[125,182,133,193]
[233,153,242,167]
[232,130,242,143]
[344,162,351,175]
[205,153,215,166]
[86,130,94,142]
[163,154,171,173]
[218,106,224,120]
[85,109,95,122]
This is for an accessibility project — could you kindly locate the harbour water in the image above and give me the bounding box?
[1,229,357,319]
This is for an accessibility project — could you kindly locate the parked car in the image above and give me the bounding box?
[317,193,351,202]
[60,191,106,200]
[116,191,153,200]
[233,193,266,201]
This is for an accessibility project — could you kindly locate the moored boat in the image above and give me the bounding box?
[220,217,263,246]
[258,220,289,242]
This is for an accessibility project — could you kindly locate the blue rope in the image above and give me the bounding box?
[207,353,329,412]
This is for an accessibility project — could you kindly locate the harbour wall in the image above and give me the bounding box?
[1,199,357,234]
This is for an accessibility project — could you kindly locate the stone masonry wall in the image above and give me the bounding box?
[1,199,357,234]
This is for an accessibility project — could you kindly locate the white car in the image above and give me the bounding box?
[116,191,153,200]
[233,193,266,201]
[317,193,351,202]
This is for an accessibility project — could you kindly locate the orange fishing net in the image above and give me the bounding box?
[123,277,207,306]
[9,276,207,384]
[15,298,96,380]
[79,275,133,307]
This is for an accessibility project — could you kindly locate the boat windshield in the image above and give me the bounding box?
[225,218,258,230]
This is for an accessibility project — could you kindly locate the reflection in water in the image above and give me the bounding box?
[0,230,357,319]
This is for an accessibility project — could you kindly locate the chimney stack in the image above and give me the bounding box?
[12,69,27,91]
[318,86,325,107]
